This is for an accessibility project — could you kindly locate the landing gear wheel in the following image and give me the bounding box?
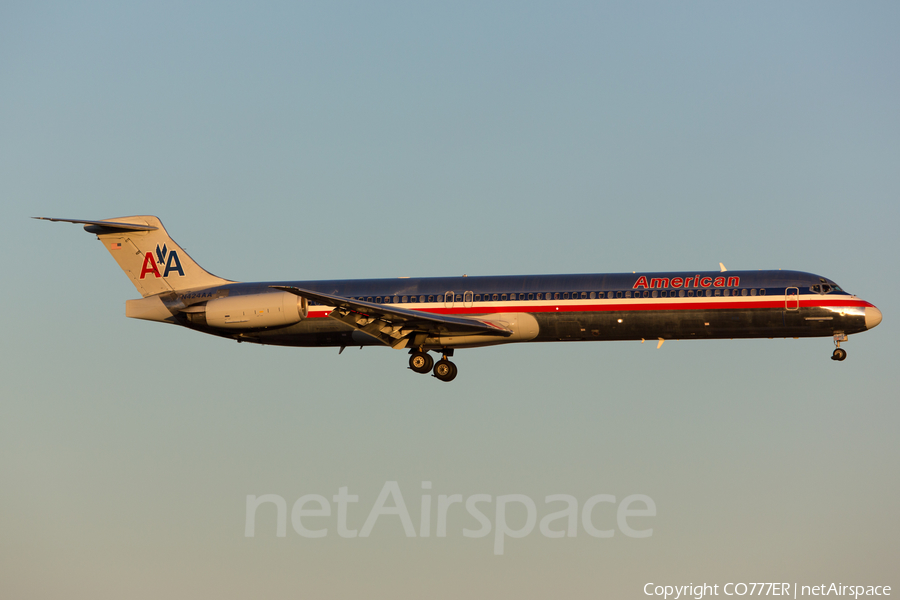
[409,352,434,374]
[831,348,847,361]
[433,359,458,382]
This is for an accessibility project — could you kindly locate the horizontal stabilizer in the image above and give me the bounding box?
[33,217,158,233]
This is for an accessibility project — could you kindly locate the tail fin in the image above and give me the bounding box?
[36,216,232,297]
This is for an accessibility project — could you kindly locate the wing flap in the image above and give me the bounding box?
[271,285,512,347]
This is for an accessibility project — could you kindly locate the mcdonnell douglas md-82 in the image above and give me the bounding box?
[37,216,882,382]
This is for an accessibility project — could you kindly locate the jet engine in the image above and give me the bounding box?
[203,292,308,329]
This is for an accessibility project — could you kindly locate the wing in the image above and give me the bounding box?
[271,286,512,349]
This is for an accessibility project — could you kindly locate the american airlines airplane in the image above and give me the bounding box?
[38,216,882,381]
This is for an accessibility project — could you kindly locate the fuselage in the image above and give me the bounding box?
[172,269,881,350]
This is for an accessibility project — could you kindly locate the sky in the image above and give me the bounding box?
[2,2,898,599]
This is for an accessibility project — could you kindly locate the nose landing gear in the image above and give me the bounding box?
[831,333,848,361]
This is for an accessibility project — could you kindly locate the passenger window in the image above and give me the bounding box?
[366,297,373,302]
[750,289,757,296]
[590,292,596,299]
[455,294,462,302]
[625,291,632,298]
[714,289,721,297]
[437,295,443,303]
[651,290,658,298]
[759,289,766,296]
[528,293,534,301]
[501,294,508,301]
[474,294,481,302]
[510,293,516,300]
[687,290,694,297]
[616,291,623,299]
[741,289,748,296]
[679,290,686,297]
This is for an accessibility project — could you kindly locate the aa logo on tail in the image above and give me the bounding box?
[139,244,184,279]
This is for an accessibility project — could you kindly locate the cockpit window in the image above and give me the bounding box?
[811,283,838,294]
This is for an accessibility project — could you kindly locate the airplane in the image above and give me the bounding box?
[36,215,882,381]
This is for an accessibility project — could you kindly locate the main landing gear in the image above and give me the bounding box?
[408,349,458,382]
[831,333,848,362]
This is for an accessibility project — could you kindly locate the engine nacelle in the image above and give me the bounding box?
[205,292,308,329]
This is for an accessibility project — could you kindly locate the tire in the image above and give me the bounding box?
[433,359,457,382]
[409,352,434,374]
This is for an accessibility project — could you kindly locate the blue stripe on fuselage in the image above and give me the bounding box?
[179,270,847,304]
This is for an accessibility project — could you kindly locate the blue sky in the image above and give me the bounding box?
[2,2,898,598]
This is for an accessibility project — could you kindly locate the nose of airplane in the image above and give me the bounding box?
[865,306,883,329]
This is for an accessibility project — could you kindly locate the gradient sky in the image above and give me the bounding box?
[2,2,898,599]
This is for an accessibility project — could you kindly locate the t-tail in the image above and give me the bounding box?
[34,216,231,297]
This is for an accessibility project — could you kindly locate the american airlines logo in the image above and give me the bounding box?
[139,244,184,279]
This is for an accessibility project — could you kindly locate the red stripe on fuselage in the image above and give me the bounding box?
[303,297,873,318]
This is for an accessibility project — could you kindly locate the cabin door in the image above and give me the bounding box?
[444,291,455,309]
[785,287,799,311]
